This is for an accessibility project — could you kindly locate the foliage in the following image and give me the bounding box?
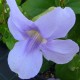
[55,55,80,80]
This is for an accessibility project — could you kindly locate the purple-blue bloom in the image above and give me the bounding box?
[6,0,79,79]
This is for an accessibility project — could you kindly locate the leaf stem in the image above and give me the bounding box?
[60,0,65,7]
[2,0,6,24]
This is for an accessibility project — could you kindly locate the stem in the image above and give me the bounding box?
[2,0,6,24]
[60,0,65,7]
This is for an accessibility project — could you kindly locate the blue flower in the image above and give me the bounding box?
[6,0,79,79]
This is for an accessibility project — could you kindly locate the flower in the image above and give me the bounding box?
[6,0,79,79]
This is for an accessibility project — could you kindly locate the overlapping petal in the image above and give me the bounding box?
[35,7,75,39]
[8,17,26,40]
[6,0,33,31]
[41,39,79,64]
[8,40,43,79]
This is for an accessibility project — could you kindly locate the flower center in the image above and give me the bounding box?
[26,30,45,52]
[27,30,43,41]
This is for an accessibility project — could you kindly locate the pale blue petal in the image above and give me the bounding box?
[8,40,43,79]
[35,7,75,39]
[41,39,79,64]
[6,0,33,31]
[49,7,76,39]
[8,17,26,40]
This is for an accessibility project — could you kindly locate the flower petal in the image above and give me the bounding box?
[6,0,33,31]
[8,17,26,40]
[8,40,43,79]
[41,39,79,64]
[35,7,75,39]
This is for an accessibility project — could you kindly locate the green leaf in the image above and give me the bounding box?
[32,7,55,21]
[40,58,53,73]
[55,54,80,80]
[55,0,80,14]
[0,24,16,50]
[66,0,80,14]
[21,0,55,19]
[0,0,2,14]
[68,14,80,45]
[16,0,21,5]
